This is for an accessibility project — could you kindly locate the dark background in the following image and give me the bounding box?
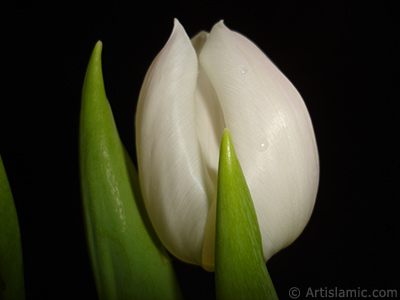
[2,1,398,299]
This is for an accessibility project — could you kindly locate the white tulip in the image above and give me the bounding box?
[135,19,319,271]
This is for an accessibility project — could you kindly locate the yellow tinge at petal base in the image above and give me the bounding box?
[80,41,182,300]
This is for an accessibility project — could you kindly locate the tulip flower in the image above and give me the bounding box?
[135,19,319,271]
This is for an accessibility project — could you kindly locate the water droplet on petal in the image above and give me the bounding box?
[240,67,248,74]
[259,138,269,152]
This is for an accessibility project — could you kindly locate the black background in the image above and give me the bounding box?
[2,1,398,299]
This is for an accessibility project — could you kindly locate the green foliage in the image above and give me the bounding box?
[215,129,278,300]
[0,155,25,300]
[79,41,182,300]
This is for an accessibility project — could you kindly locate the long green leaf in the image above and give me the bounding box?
[79,41,182,300]
[0,155,25,300]
[215,129,278,300]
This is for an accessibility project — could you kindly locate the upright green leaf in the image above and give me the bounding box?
[80,41,182,300]
[0,155,25,300]
[215,129,278,300]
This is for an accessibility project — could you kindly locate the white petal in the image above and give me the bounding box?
[191,31,227,270]
[135,19,210,265]
[191,31,225,197]
[200,21,319,260]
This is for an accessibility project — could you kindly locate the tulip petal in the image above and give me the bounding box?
[136,20,213,265]
[191,31,226,270]
[200,21,319,260]
[215,129,278,300]
[192,31,225,188]
[0,155,25,300]
[80,41,183,299]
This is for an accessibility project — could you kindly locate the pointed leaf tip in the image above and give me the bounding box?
[80,43,107,114]
[215,128,278,300]
[90,41,103,64]
[79,43,183,300]
[220,128,233,162]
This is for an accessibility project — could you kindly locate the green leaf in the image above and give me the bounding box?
[0,155,25,300]
[215,129,278,300]
[79,41,183,300]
